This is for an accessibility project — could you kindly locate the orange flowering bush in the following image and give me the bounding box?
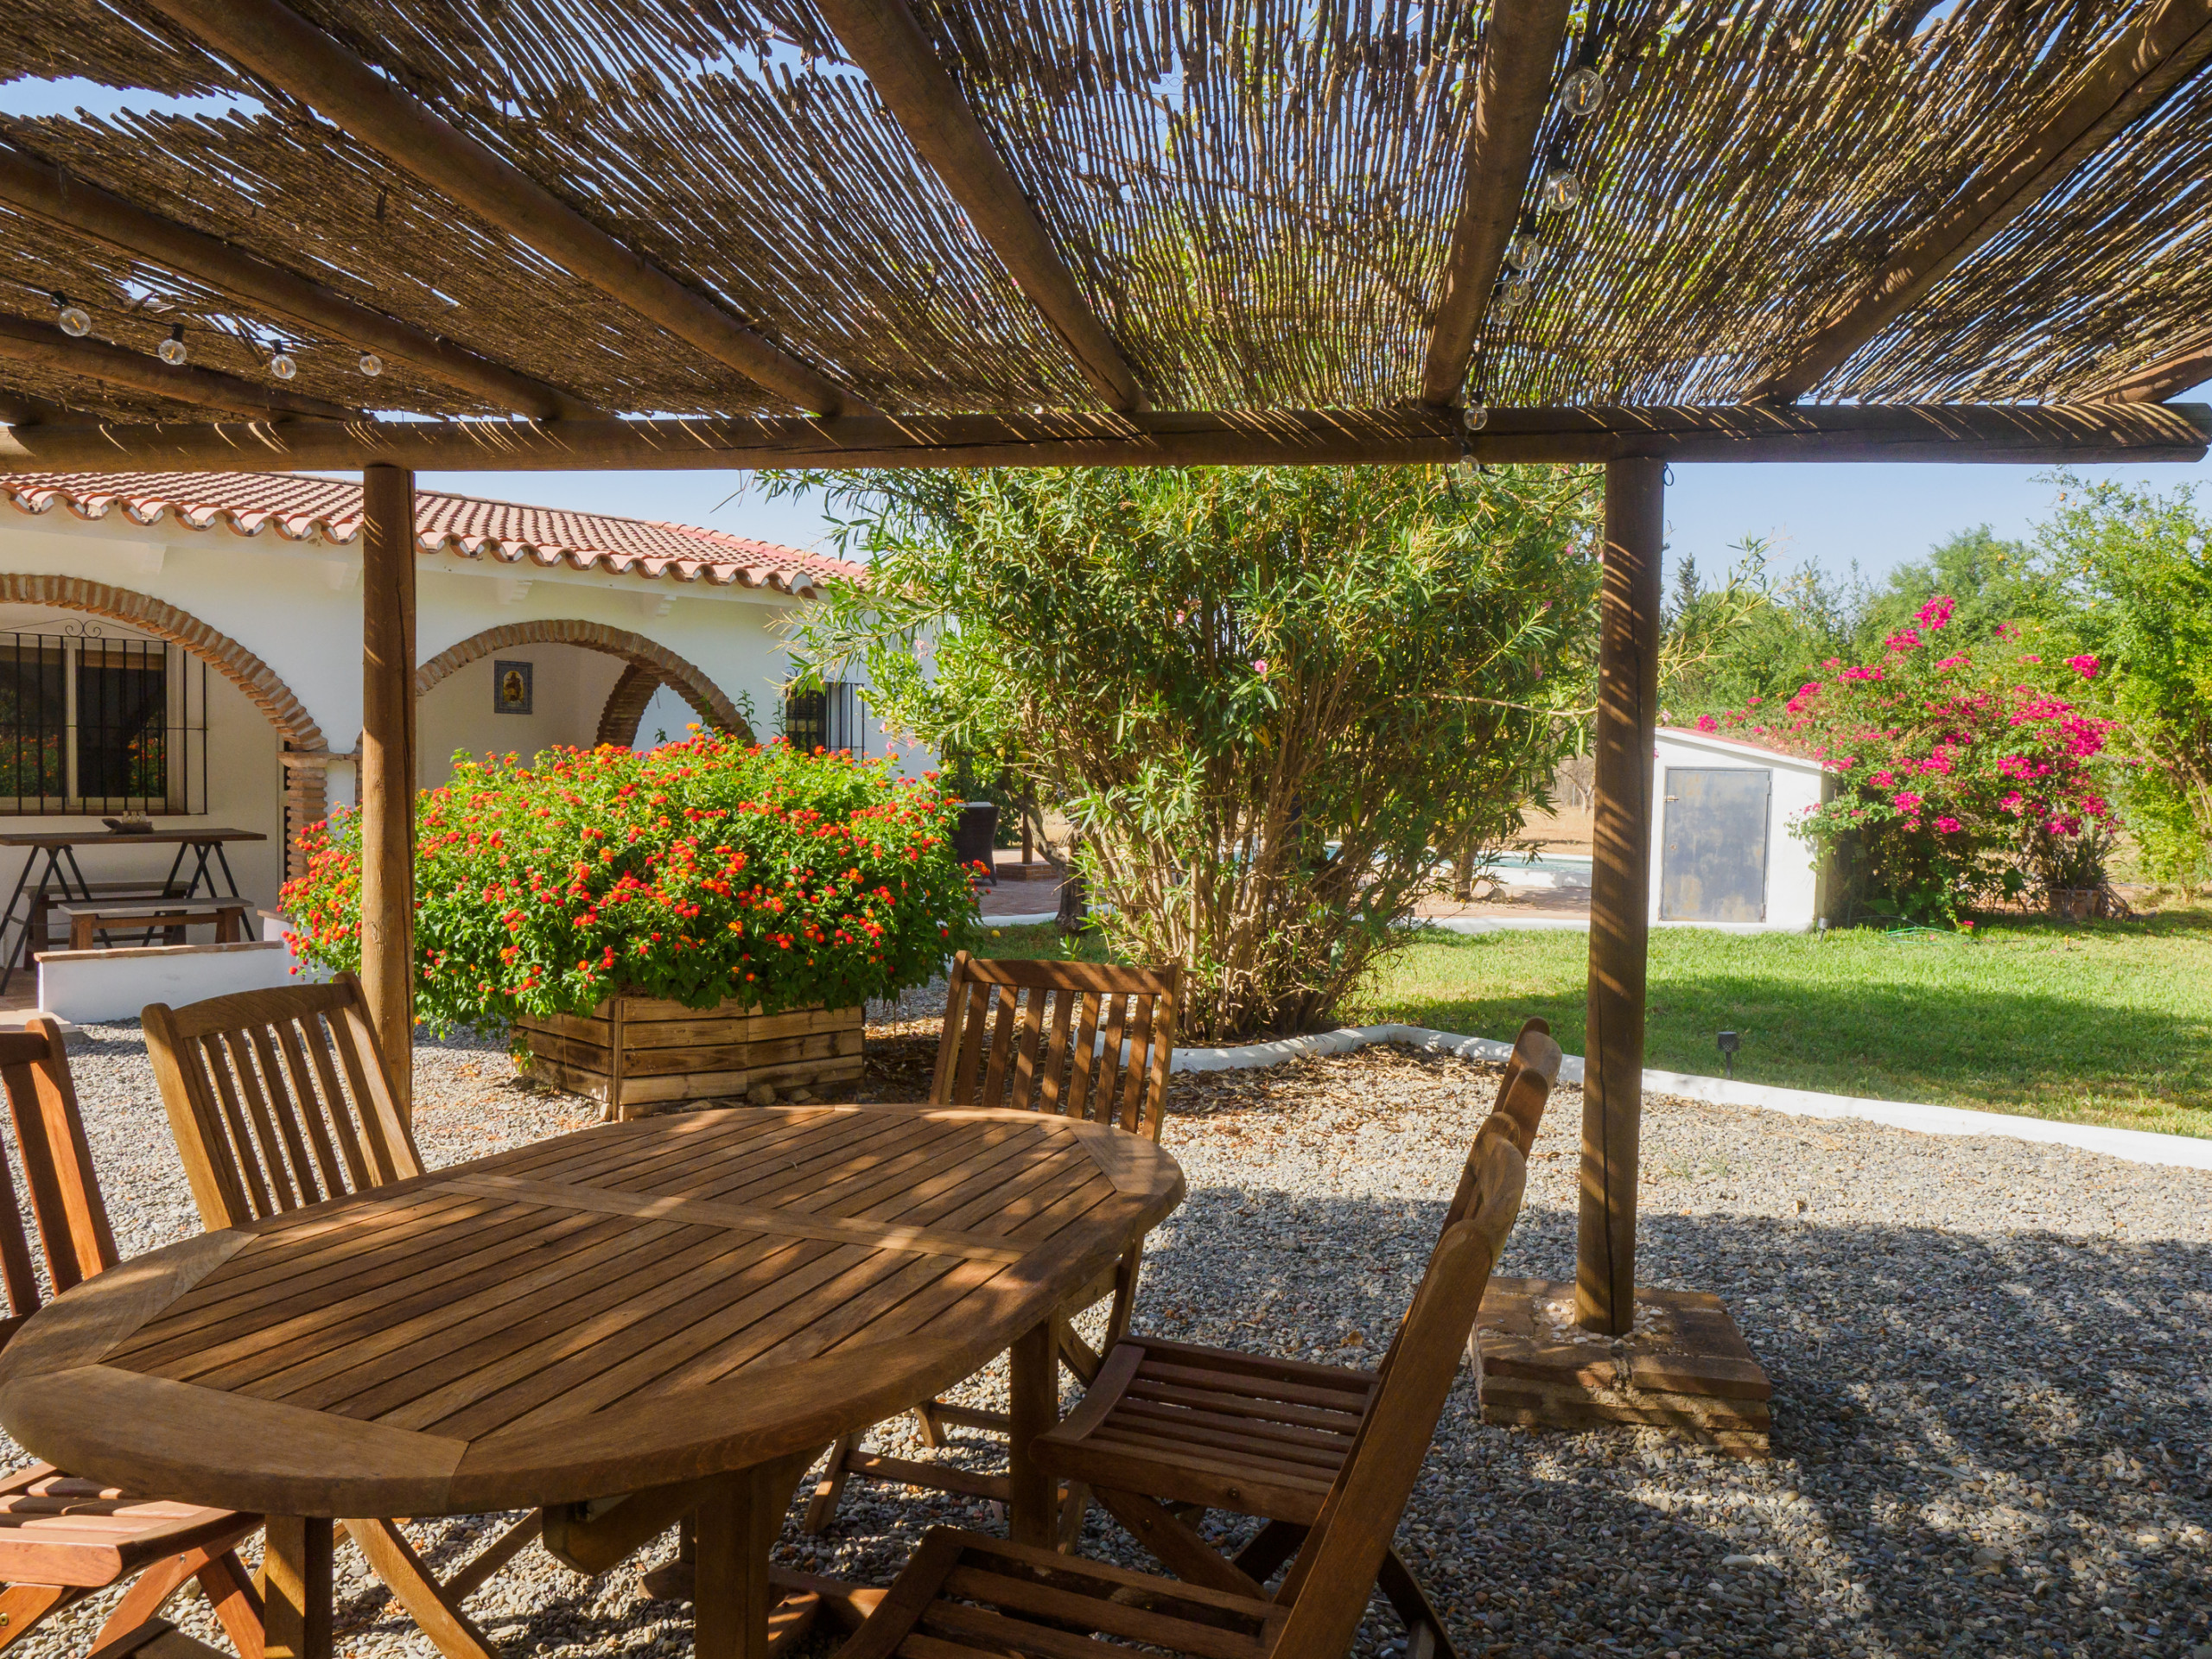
[281,734,978,1030]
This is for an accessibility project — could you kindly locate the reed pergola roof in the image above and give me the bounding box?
[1,0,2209,467]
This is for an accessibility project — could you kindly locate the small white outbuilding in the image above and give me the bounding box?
[1648,726,1834,931]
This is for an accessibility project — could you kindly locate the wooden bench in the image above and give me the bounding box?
[55,899,249,951]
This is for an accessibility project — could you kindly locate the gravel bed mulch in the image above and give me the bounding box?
[6,1026,2209,1659]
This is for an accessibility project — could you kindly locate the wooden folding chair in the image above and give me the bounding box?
[0,1017,263,1659]
[822,1079,1538,1659]
[143,976,540,1659]
[802,952,1181,1535]
[1026,1018,1562,1659]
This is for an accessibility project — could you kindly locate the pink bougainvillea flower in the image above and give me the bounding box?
[1916,595,1955,630]
[1999,791,2024,814]
[1936,654,1967,671]
[1870,769,1897,787]
[2019,654,2042,664]
[1885,627,1922,653]
[1892,791,1924,812]
[1841,664,1885,682]
[1933,817,1963,834]
[1697,714,1719,733]
[2066,653,2099,679]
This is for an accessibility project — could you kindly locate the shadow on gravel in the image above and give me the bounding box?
[1130,1185,2212,1658]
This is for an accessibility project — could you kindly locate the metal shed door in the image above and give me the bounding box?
[1658,767,1771,923]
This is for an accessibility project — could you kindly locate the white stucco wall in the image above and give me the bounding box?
[418,642,632,787]
[1648,728,1831,932]
[0,502,836,914]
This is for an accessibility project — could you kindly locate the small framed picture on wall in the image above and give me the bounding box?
[493,659,534,715]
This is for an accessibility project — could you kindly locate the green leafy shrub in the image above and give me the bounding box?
[787,463,1599,1041]
[281,734,977,1030]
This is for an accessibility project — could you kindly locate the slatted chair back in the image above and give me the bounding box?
[927,953,1181,1139]
[0,1017,118,1347]
[1268,1128,1530,1659]
[143,972,423,1230]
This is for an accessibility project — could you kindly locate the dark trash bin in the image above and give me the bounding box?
[954,802,999,887]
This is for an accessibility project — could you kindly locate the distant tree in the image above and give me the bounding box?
[2037,474,2212,888]
[1853,526,2053,658]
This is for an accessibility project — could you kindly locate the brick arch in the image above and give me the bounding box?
[415,620,750,741]
[0,575,331,874]
[594,660,713,748]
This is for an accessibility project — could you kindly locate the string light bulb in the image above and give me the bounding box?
[359,352,385,378]
[1561,62,1607,118]
[157,324,188,365]
[1463,402,1490,432]
[1504,225,1545,275]
[1541,162,1585,213]
[52,293,91,337]
[1496,281,1531,319]
[270,348,298,380]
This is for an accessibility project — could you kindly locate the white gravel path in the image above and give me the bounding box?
[6,1025,2208,1659]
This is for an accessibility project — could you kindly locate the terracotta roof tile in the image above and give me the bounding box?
[0,470,861,596]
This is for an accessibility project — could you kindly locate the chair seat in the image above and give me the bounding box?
[857,1527,1286,1659]
[0,1465,258,1588]
[1031,1338,1380,1524]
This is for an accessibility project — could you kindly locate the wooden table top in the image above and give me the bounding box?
[0,1104,1183,1518]
[0,828,267,849]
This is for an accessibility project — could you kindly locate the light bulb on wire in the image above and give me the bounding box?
[157,325,188,365]
[1504,229,1545,275]
[270,348,298,380]
[1463,402,1490,432]
[52,293,91,337]
[359,352,385,378]
[1541,162,1585,213]
[1561,62,1607,118]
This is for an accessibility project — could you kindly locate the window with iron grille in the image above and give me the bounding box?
[783,682,865,755]
[0,625,209,816]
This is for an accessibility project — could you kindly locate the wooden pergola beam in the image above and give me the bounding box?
[814,0,1149,414]
[0,385,65,427]
[143,0,873,417]
[0,142,599,423]
[1761,0,2212,404]
[0,313,361,421]
[2096,334,2212,403]
[1,402,2200,473]
[1421,0,1573,408]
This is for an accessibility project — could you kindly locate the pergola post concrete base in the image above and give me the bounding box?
[1473,1276,1772,1459]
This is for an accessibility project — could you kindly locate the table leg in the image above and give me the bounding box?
[693,1451,818,1659]
[1007,1318,1058,1548]
[259,1516,333,1659]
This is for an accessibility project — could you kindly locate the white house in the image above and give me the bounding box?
[0,469,874,1010]
[1649,726,1834,931]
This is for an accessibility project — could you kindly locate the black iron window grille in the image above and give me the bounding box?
[0,624,209,816]
[783,682,866,756]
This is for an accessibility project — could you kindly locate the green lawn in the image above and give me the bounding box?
[973,912,2212,1139]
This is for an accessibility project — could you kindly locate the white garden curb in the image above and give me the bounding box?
[1172,1022,2212,1173]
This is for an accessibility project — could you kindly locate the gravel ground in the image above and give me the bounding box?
[7,1020,2209,1659]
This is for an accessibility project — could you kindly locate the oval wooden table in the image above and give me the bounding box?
[0,1103,1184,1659]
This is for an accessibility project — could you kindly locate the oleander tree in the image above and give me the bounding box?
[783,463,1599,1041]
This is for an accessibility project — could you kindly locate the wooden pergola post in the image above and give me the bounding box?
[1578,455,1663,1336]
[359,463,416,1122]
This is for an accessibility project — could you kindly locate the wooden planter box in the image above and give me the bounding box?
[516,995,864,1119]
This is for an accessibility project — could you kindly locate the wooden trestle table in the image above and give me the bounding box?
[0,1104,1184,1659]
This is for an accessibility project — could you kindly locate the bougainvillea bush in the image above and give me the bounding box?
[1698,595,2117,923]
[282,734,978,1031]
